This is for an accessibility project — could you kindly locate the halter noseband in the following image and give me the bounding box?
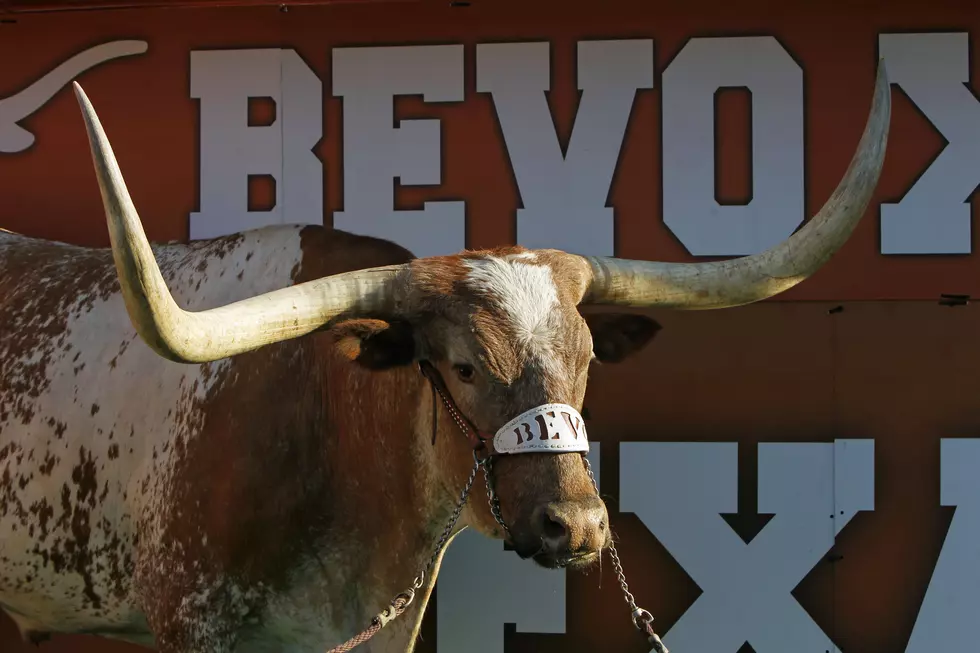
[416,360,590,460]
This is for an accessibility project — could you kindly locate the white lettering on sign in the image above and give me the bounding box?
[476,40,654,256]
[161,32,980,256]
[435,445,601,652]
[189,48,323,240]
[332,45,465,258]
[878,33,980,255]
[620,440,874,652]
[905,439,980,652]
[662,36,804,256]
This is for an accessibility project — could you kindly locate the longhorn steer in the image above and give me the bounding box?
[0,65,891,652]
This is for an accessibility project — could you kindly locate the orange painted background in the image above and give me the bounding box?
[1,0,979,651]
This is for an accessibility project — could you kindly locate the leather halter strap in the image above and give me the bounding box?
[417,360,499,456]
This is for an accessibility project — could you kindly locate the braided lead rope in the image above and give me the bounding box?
[325,593,413,653]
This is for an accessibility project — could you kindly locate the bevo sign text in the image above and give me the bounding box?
[183,32,979,258]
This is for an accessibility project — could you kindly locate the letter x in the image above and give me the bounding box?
[620,440,874,653]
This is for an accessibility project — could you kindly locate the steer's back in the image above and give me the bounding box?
[0,225,313,641]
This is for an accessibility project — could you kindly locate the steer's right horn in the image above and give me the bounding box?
[73,82,407,364]
[580,60,892,310]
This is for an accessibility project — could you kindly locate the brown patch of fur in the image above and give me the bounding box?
[290,226,416,286]
[138,337,333,649]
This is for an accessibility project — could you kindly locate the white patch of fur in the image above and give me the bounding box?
[462,255,563,376]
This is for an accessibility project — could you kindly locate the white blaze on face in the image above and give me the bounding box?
[461,253,564,377]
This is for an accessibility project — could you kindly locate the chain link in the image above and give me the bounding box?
[583,457,637,611]
[583,456,668,653]
[481,455,511,536]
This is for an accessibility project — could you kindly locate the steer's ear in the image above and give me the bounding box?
[330,318,416,370]
[584,313,661,364]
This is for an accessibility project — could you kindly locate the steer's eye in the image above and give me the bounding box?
[454,363,476,383]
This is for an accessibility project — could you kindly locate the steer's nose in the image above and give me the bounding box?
[532,496,609,558]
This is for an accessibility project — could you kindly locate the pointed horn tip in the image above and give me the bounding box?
[71,82,96,124]
[71,82,106,148]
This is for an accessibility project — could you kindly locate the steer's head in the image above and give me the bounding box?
[70,61,891,570]
[331,248,660,568]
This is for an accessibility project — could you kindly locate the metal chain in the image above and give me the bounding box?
[583,456,669,653]
[481,455,511,536]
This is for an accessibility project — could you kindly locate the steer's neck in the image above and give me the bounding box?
[318,343,460,650]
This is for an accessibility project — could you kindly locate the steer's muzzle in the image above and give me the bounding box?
[515,494,611,569]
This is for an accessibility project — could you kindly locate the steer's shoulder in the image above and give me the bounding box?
[289,224,416,284]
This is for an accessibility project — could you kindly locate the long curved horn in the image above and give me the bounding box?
[73,82,406,364]
[581,60,892,309]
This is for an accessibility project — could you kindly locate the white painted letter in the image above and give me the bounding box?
[477,40,654,256]
[879,33,980,254]
[905,439,980,651]
[332,45,464,257]
[662,36,804,256]
[435,445,601,652]
[620,440,873,652]
[190,49,322,240]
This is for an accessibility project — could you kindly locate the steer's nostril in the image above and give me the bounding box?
[542,511,568,542]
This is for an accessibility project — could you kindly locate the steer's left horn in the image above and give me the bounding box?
[580,60,892,309]
[73,82,408,364]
